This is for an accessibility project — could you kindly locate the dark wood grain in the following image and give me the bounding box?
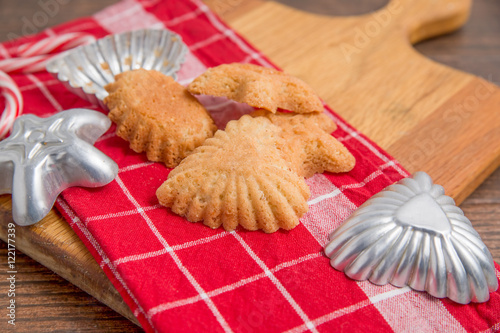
[0,0,498,331]
[461,169,500,265]
[0,241,142,332]
[414,0,500,264]
[0,0,117,42]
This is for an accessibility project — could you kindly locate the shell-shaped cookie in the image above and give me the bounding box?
[324,172,498,304]
[156,115,310,233]
[104,69,217,167]
[188,63,324,114]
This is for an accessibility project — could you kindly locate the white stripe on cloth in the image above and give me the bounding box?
[359,281,467,333]
[368,286,412,304]
[27,74,63,112]
[240,52,264,64]
[231,231,320,333]
[95,131,117,142]
[55,197,155,329]
[337,131,360,142]
[164,7,204,27]
[284,287,411,333]
[86,204,162,227]
[112,231,230,267]
[192,0,273,69]
[302,160,397,246]
[302,174,357,247]
[114,175,233,333]
[189,33,227,51]
[308,160,397,206]
[478,321,500,333]
[118,161,155,173]
[284,299,373,333]
[146,252,322,318]
[19,80,59,91]
[328,112,408,178]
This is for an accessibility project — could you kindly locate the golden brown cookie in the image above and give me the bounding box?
[156,115,310,233]
[251,110,356,178]
[104,69,217,168]
[187,63,323,114]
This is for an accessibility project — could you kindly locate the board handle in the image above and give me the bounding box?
[380,0,472,44]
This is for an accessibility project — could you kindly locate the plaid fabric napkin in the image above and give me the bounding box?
[2,0,499,332]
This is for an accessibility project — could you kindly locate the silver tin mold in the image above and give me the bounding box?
[0,109,118,226]
[46,29,188,109]
[324,171,498,304]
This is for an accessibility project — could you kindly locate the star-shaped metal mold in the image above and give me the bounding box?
[324,171,498,304]
[0,109,118,226]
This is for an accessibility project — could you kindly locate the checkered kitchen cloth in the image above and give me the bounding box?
[1,0,499,332]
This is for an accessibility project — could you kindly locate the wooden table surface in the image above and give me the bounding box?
[0,0,499,331]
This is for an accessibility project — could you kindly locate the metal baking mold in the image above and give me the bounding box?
[324,171,498,304]
[46,29,188,109]
[0,109,118,226]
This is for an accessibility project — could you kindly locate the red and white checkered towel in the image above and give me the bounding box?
[2,0,499,332]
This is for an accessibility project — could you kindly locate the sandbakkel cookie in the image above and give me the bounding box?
[104,69,217,167]
[156,115,310,233]
[188,63,323,114]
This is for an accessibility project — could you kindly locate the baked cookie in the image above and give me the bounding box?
[251,110,355,178]
[156,115,310,233]
[187,63,323,114]
[104,69,217,167]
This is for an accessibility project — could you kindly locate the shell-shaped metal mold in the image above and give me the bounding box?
[0,109,118,226]
[324,171,498,304]
[46,29,188,109]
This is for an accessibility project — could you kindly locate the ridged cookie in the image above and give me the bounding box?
[156,115,310,233]
[104,69,217,167]
[187,63,323,114]
[251,110,356,178]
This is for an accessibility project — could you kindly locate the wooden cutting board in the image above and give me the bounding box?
[1,0,499,326]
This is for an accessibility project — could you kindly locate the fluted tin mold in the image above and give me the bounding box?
[46,29,188,109]
[324,171,498,304]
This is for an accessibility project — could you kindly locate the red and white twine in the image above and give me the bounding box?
[0,70,23,139]
[0,33,95,138]
[0,32,95,74]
